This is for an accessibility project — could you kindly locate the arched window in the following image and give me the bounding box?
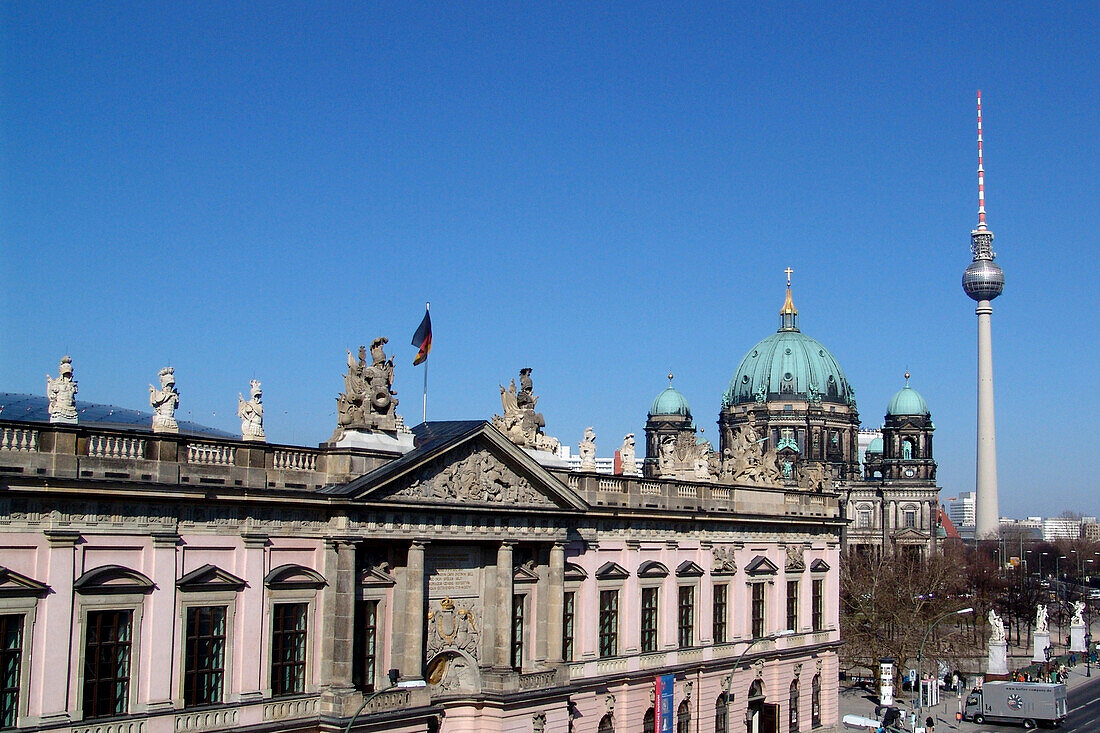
[598,713,613,733]
[811,675,821,728]
[676,700,691,733]
[643,707,655,733]
[789,679,800,731]
[715,693,729,732]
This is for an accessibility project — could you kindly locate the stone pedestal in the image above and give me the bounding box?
[1033,631,1051,662]
[1070,624,1087,653]
[986,640,1008,676]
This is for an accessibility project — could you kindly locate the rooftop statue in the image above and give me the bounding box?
[1036,604,1048,634]
[332,337,400,440]
[694,440,713,480]
[619,433,638,475]
[988,609,1006,643]
[797,461,833,493]
[149,367,180,433]
[491,368,559,452]
[46,355,78,424]
[578,427,596,469]
[238,379,265,442]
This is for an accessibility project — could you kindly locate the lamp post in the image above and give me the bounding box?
[342,671,425,733]
[722,629,794,732]
[916,607,974,724]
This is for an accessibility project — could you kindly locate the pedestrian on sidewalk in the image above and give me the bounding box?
[925,715,935,733]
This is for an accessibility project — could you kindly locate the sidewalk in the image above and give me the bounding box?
[837,658,1097,731]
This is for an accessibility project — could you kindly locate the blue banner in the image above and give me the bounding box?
[656,674,675,733]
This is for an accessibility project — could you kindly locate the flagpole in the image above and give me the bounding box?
[422,302,429,423]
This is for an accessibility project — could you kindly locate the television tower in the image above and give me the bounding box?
[962,91,1005,539]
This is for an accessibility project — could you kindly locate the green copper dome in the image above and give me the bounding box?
[723,288,854,408]
[886,384,930,416]
[866,437,883,454]
[649,386,692,417]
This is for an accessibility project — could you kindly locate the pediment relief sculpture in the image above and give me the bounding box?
[390,443,554,507]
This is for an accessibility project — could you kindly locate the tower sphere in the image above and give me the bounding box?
[962,258,1005,301]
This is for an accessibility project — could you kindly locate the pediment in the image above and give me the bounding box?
[892,527,929,540]
[265,564,326,590]
[74,565,154,594]
[564,562,588,582]
[637,561,669,578]
[514,564,540,584]
[744,556,779,576]
[177,564,246,592]
[809,559,831,573]
[337,424,588,512]
[676,561,705,578]
[0,567,49,598]
[596,562,629,580]
[360,564,396,587]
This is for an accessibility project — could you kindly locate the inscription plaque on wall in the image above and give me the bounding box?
[427,545,481,598]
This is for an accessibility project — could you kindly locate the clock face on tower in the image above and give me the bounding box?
[904,468,916,478]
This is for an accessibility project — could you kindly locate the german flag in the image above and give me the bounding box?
[412,307,432,365]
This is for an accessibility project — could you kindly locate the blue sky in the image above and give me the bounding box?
[2,3,1098,518]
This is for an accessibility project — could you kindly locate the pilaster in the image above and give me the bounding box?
[143,531,179,712]
[34,530,80,724]
[320,539,359,715]
[238,532,268,701]
[546,543,565,663]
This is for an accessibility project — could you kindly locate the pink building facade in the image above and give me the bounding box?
[0,413,841,733]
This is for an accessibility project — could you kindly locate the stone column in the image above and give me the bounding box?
[144,532,179,712]
[320,540,358,716]
[546,543,565,664]
[494,542,515,669]
[399,541,427,682]
[238,533,267,701]
[34,530,80,724]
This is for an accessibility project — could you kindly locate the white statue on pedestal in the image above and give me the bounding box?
[46,356,78,423]
[1072,601,1085,628]
[988,609,1006,643]
[238,379,265,441]
[579,427,596,469]
[149,367,180,433]
[1036,604,1048,634]
[619,434,637,474]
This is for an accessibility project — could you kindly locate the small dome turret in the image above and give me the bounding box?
[649,373,691,418]
[886,373,930,417]
[866,437,884,455]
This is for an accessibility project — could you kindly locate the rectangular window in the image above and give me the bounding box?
[184,606,226,707]
[641,587,659,652]
[511,595,525,670]
[598,590,619,658]
[677,586,695,648]
[360,600,379,692]
[271,603,307,696]
[857,510,871,528]
[787,580,799,633]
[562,592,575,662]
[83,609,133,719]
[0,615,22,728]
[812,579,824,631]
[751,584,766,639]
[713,584,728,644]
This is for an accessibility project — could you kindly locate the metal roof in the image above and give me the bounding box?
[0,393,236,438]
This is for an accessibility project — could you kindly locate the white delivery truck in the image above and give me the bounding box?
[962,681,1067,728]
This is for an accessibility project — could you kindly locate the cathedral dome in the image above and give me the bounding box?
[722,287,854,408]
[866,437,883,454]
[886,382,930,417]
[649,379,691,418]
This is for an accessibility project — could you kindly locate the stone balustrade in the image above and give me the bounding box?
[88,433,146,460]
[187,442,236,466]
[0,426,37,452]
[273,449,317,471]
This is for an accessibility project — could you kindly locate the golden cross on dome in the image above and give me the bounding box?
[784,267,793,287]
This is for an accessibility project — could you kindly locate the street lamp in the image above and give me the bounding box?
[342,670,425,733]
[916,607,974,723]
[722,629,795,732]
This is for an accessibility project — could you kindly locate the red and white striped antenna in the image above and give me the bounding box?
[977,90,987,230]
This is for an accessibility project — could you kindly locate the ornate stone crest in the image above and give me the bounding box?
[712,545,737,574]
[785,545,805,572]
[427,596,480,661]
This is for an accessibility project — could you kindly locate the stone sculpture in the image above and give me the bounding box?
[332,338,400,440]
[398,443,550,506]
[1036,604,1048,634]
[149,367,180,433]
[46,356,78,424]
[785,544,805,572]
[693,440,712,480]
[426,596,481,661]
[238,379,265,441]
[579,427,596,469]
[988,609,1006,643]
[491,368,560,452]
[658,437,676,477]
[619,434,637,475]
[798,462,833,492]
[712,545,737,574]
[1072,601,1085,628]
